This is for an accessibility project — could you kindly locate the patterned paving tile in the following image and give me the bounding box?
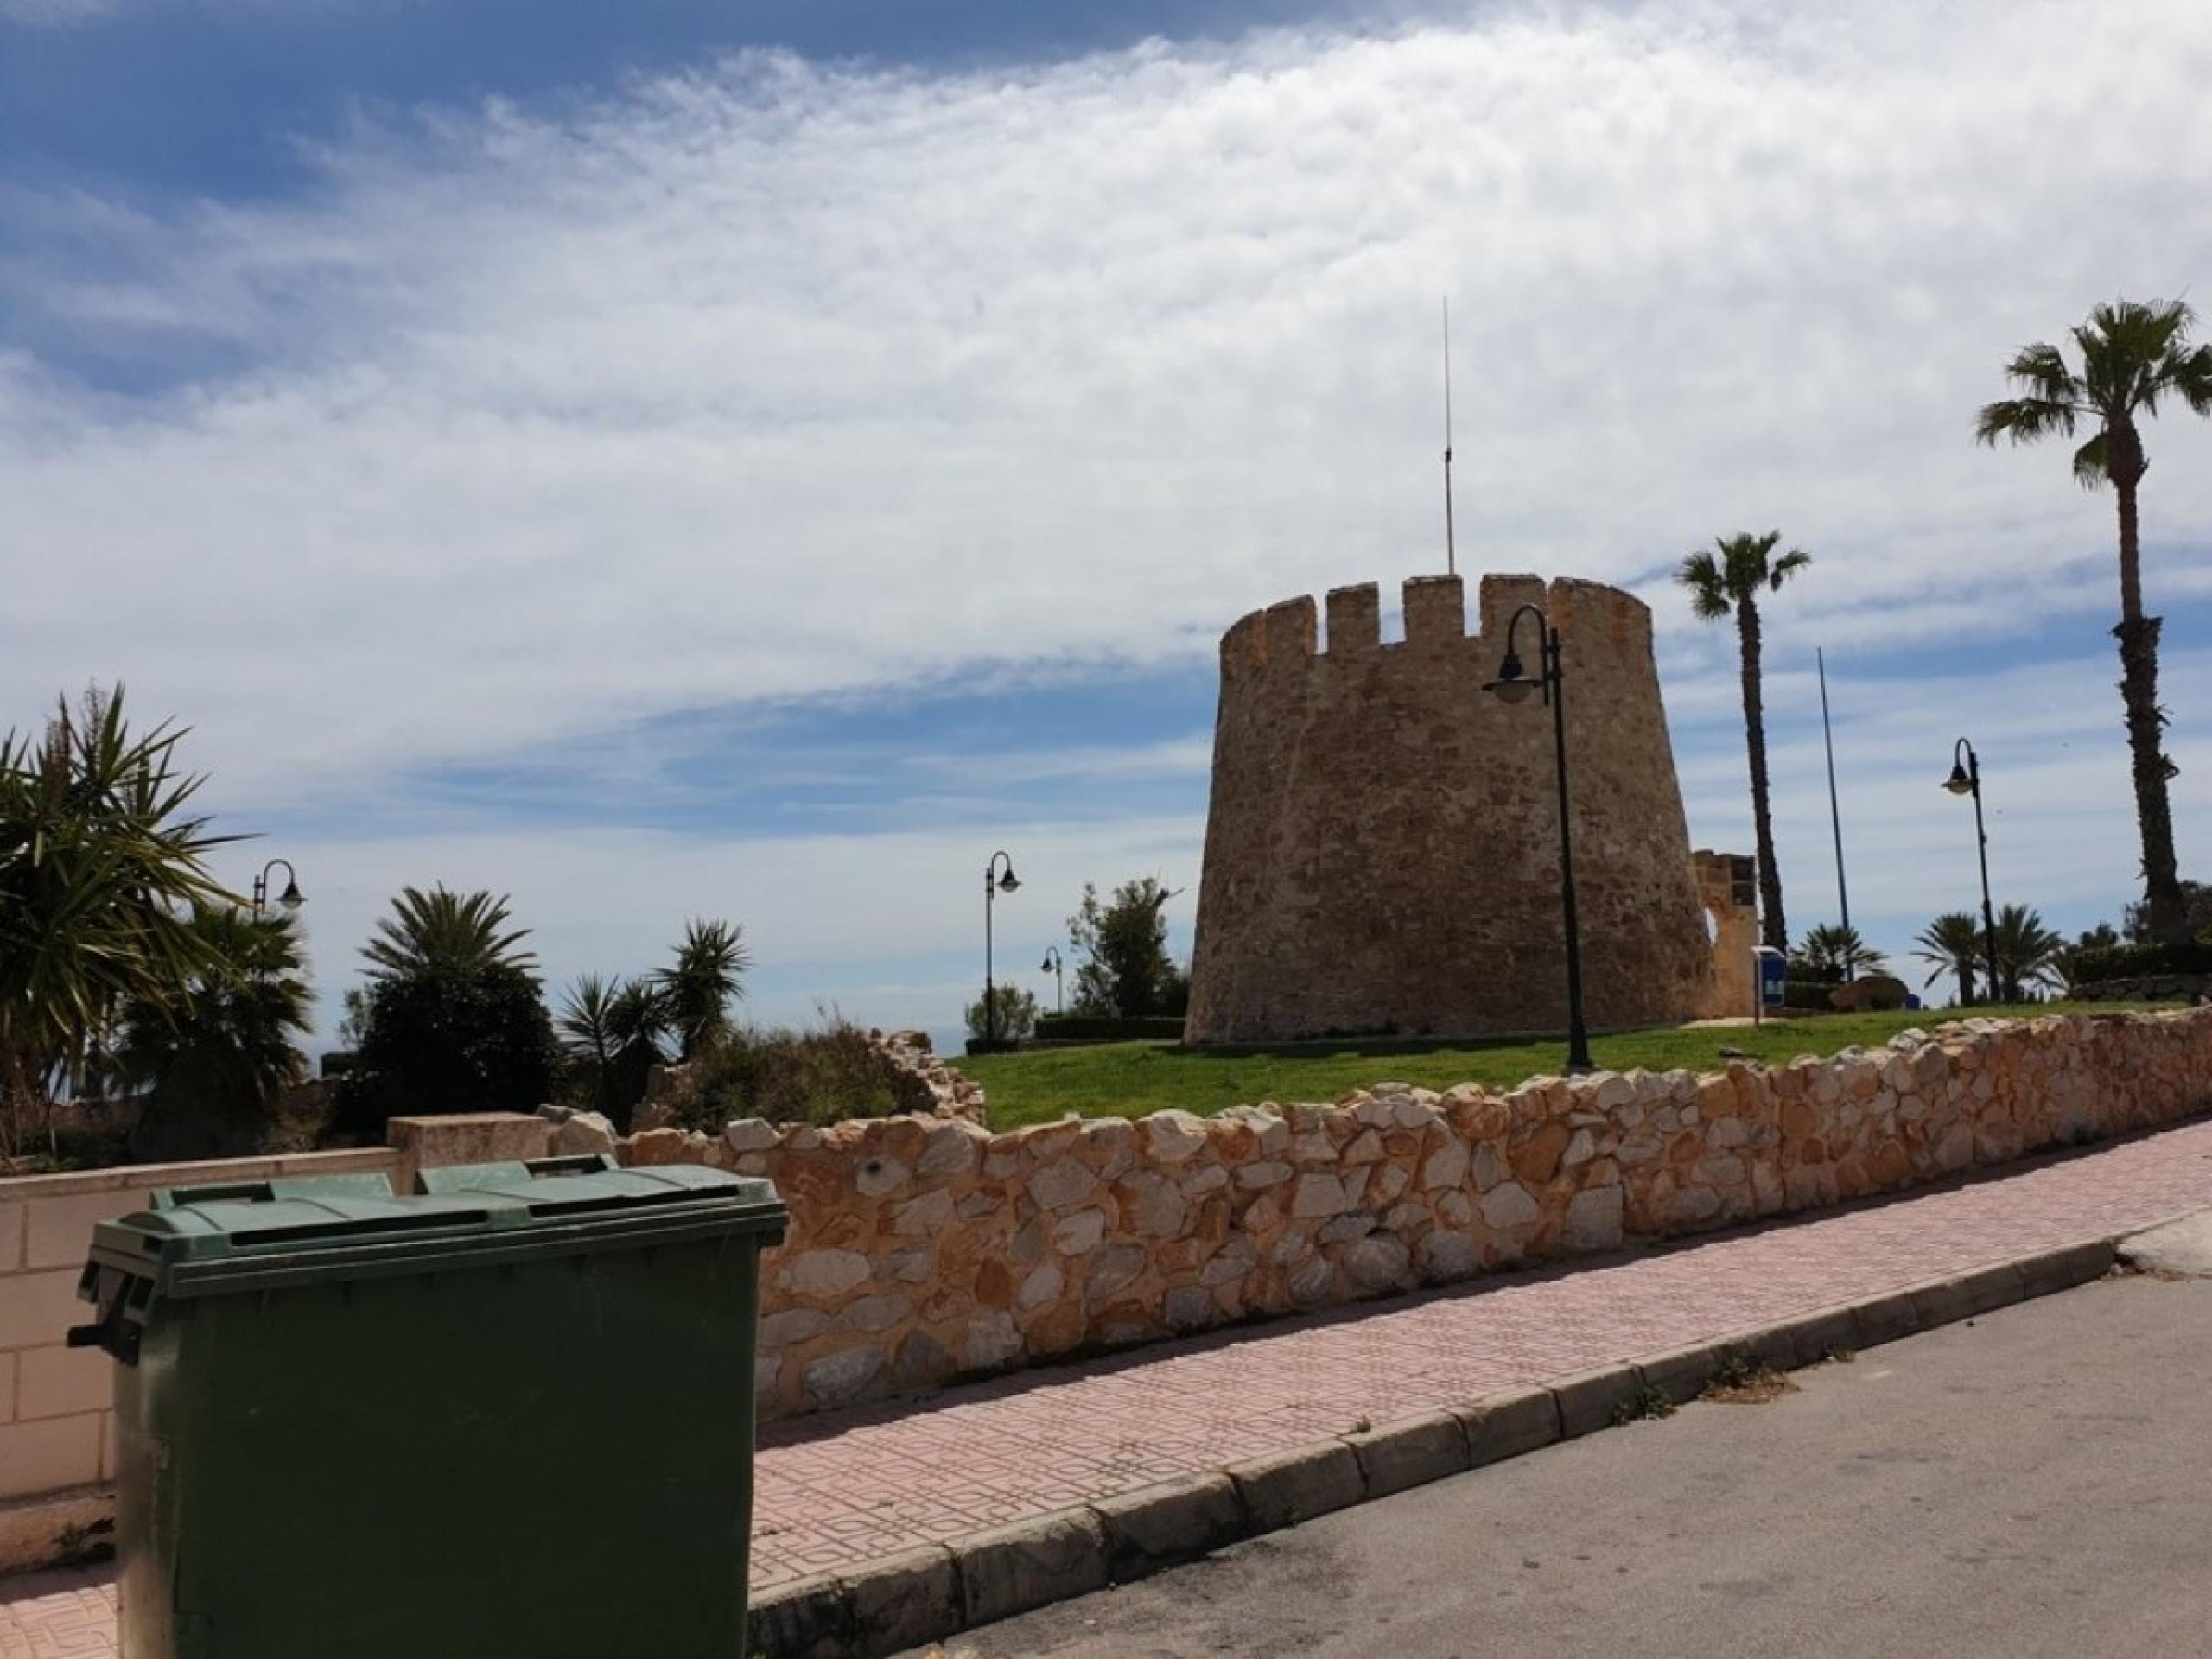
[10,1117,2212,1656]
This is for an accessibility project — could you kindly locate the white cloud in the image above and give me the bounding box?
[7,0,2212,1033]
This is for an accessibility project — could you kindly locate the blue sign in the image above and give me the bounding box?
[1756,949,1788,1009]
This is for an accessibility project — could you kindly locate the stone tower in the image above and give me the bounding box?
[1185,573,1722,1044]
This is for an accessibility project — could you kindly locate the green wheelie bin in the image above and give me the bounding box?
[71,1154,786,1659]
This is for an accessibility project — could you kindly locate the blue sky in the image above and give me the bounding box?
[5,0,2210,1052]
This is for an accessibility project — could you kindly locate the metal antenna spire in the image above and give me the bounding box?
[1441,296,1458,577]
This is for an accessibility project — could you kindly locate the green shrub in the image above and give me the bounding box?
[664,1020,899,1131]
[1782,980,1838,1011]
[2063,939,2212,985]
[335,965,557,1140]
[1033,1014,1188,1043]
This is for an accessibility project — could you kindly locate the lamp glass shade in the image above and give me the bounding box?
[1943,765,1973,796]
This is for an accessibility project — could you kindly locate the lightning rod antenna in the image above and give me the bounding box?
[1441,296,1458,577]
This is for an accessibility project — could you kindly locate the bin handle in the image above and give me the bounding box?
[519,1154,616,1178]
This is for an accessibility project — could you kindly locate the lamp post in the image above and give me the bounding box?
[1484,604,1593,1073]
[982,851,1020,1045]
[1039,945,1065,1014]
[1944,739,2003,1005]
[251,859,306,918]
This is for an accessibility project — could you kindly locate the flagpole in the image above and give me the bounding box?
[1819,646,1853,974]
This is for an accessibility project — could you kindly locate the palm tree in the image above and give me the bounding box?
[1913,912,1987,1007]
[1987,904,2068,1003]
[119,906,312,1159]
[0,687,238,1159]
[362,885,536,981]
[556,972,671,1127]
[1791,923,1886,984]
[1977,300,2212,944]
[1676,531,1813,952]
[655,918,749,1060]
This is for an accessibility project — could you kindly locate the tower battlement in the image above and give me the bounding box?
[1218,575,1656,674]
[1186,573,1716,1045]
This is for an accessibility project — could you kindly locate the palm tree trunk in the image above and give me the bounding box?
[1957,958,1977,1008]
[1738,599,1787,952]
[2112,439,2188,944]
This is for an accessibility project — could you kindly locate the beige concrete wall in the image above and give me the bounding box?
[1187,574,1719,1044]
[0,1113,551,1568]
[0,1148,397,1537]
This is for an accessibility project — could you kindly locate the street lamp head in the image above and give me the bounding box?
[1943,763,1973,797]
[1484,651,1537,705]
[276,877,306,911]
[997,866,1020,893]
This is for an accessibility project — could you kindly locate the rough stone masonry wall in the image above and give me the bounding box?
[1185,574,1717,1044]
[613,1008,2212,1420]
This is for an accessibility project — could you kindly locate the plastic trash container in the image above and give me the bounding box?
[72,1154,785,1659]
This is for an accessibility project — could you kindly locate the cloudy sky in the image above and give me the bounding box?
[5,0,2210,1050]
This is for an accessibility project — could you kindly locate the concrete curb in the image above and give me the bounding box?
[748,1226,2133,1658]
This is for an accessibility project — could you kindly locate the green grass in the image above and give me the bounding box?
[959,1002,2140,1129]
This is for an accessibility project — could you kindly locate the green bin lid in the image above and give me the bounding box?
[82,1155,785,1300]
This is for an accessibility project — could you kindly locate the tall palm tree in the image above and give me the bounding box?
[119,906,312,1159]
[1987,904,2068,1003]
[0,687,238,1158]
[655,918,750,1060]
[1913,911,1987,1007]
[1978,299,2212,944]
[1676,531,1813,951]
[1791,923,1886,984]
[361,885,536,981]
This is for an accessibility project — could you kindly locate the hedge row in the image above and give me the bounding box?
[2063,939,2212,984]
[1032,1014,1188,1043]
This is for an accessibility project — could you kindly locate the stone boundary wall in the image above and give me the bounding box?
[0,1113,552,1569]
[610,1009,2212,1420]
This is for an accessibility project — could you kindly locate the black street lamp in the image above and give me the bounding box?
[982,851,1020,1044]
[1039,945,1065,1014]
[251,858,306,918]
[1484,604,1593,1073]
[1944,739,2003,1005]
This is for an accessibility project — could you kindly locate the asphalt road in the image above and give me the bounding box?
[924,1272,2212,1659]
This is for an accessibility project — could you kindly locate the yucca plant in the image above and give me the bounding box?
[0,688,239,1160]
[556,972,672,1128]
[655,918,750,1060]
[1979,299,2212,944]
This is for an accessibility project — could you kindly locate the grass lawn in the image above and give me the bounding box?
[959,1002,2140,1130]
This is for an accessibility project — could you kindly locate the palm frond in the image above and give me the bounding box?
[2070,429,2111,490]
[1767,548,1812,590]
[1675,551,1733,621]
[1975,396,2079,448]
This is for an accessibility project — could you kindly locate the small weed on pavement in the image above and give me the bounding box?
[1614,1384,1677,1423]
[1704,1350,1797,1404]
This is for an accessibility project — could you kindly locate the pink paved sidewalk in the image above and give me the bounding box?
[11,1116,2212,1656]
